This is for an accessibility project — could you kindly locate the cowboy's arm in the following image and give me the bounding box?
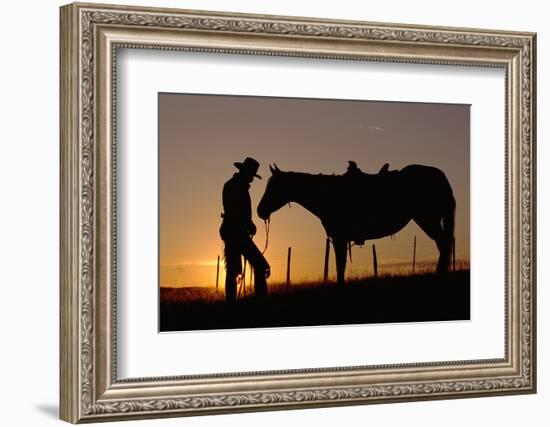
[223,180,256,235]
[248,221,257,236]
[222,181,245,222]
[244,191,256,235]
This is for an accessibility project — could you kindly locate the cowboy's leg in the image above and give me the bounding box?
[241,237,270,298]
[224,242,242,303]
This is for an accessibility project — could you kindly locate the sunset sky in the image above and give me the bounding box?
[159,93,470,287]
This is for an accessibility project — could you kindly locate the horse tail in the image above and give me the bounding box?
[440,178,456,271]
[403,164,456,274]
[442,199,455,244]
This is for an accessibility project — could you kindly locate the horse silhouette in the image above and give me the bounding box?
[257,163,455,285]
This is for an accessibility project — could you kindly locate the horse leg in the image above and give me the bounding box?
[435,237,452,275]
[414,215,451,275]
[333,239,347,286]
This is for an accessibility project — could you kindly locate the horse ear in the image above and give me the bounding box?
[269,164,276,174]
[273,163,281,172]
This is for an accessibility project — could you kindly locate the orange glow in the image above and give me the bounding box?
[159,94,470,288]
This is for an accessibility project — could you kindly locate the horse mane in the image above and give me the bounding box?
[281,170,356,179]
[279,170,380,183]
[275,171,342,188]
[284,171,339,178]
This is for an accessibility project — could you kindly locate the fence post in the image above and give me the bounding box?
[286,247,292,287]
[372,244,378,278]
[452,237,456,272]
[323,238,330,283]
[412,236,417,274]
[215,255,220,292]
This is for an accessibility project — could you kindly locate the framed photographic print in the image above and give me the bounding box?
[158,94,471,332]
[60,2,536,423]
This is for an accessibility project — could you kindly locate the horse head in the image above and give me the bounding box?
[257,164,290,220]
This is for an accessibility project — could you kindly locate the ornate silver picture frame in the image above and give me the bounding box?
[60,2,536,423]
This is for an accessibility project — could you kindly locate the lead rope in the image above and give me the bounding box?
[261,218,270,255]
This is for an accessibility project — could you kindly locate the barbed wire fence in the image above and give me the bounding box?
[160,235,469,289]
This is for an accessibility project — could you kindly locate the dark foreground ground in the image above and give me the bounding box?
[160,271,470,332]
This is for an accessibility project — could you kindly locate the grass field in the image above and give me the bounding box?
[159,270,470,332]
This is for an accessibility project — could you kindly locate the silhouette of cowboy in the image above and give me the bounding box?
[219,157,270,303]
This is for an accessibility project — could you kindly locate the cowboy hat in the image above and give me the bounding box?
[234,157,262,179]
